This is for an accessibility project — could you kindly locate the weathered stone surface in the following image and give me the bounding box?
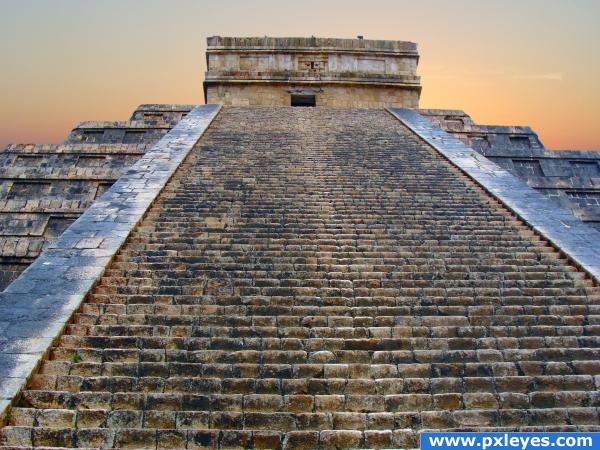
[390,107,600,283]
[2,106,599,448]
[0,104,195,290]
[205,36,421,107]
[419,108,600,231]
[0,104,221,430]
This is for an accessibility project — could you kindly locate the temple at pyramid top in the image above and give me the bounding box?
[203,36,422,107]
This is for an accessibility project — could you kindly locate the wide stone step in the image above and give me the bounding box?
[64,324,600,340]
[116,246,552,256]
[3,409,600,447]
[56,335,600,352]
[84,294,600,309]
[36,360,600,379]
[108,255,557,268]
[68,313,600,328]
[79,300,600,315]
[12,391,583,414]
[70,309,600,324]
[25,373,600,401]
[93,279,589,294]
[3,425,600,449]
[10,403,600,429]
[0,425,410,449]
[47,346,600,365]
[101,270,586,284]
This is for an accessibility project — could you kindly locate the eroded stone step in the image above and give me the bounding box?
[66,324,600,340]
[46,347,600,365]
[3,410,600,448]
[84,295,600,310]
[9,406,600,430]
[3,426,600,450]
[69,311,600,326]
[29,369,600,391]
[36,360,600,379]
[56,335,600,353]
[0,425,413,449]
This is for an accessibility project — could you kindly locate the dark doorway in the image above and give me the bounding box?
[291,94,316,107]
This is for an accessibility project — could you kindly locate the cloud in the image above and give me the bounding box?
[511,72,563,81]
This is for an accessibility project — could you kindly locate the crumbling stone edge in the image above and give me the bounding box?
[388,107,600,284]
[0,104,222,422]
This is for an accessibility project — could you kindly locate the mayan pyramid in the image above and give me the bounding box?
[0,36,599,449]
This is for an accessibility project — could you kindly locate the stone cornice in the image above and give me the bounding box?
[207,36,418,55]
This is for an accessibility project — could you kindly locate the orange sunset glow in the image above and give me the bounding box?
[1,0,599,150]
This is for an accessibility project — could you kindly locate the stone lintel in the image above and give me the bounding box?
[0,104,221,421]
[206,36,419,55]
[204,78,422,89]
[388,107,600,283]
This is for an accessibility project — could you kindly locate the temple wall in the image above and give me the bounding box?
[204,36,421,108]
[207,52,417,75]
[206,84,420,108]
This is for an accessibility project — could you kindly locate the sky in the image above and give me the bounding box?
[1,0,599,150]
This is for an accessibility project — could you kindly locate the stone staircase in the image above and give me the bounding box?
[1,107,599,449]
